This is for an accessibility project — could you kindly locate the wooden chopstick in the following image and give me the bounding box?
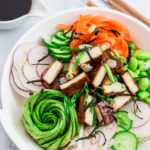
[110,0,150,27]
[86,0,97,7]
[86,0,150,27]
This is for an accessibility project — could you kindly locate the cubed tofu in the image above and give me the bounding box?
[78,94,94,126]
[102,82,126,96]
[43,60,63,84]
[78,46,102,65]
[60,72,90,96]
[112,91,132,112]
[122,71,139,94]
[92,65,106,86]
[96,101,114,125]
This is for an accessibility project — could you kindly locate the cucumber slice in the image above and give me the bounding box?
[114,110,133,131]
[50,52,72,62]
[48,48,71,55]
[112,131,138,150]
[55,31,68,41]
[51,36,69,46]
[63,30,72,38]
[43,38,58,48]
[116,125,125,133]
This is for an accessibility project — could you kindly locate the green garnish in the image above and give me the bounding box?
[103,63,115,83]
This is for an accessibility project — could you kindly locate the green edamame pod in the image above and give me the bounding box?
[138,91,150,99]
[144,98,150,106]
[138,78,150,91]
[128,57,138,71]
[134,50,150,60]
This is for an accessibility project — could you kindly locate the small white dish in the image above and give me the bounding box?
[0,0,47,30]
[0,7,150,150]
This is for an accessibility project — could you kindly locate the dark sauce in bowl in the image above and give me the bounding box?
[0,0,32,21]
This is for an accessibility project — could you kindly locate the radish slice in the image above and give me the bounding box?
[36,63,49,78]
[123,101,150,141]
[13,43,37,69]
[12,63,43,91]
[78,122,117,150]
[10,73,30,98]
[11,66,30,91]
[23,62,42,86]
[27,46,53,64]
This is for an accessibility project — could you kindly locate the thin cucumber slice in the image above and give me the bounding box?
[55,31,68,41]
[48,48,71,55]
[63,30,72,38]
[50,52,72,62]
[51,36,69,46]
[43,38,58,48]
[114,110,133,131]
[112,131,138,150]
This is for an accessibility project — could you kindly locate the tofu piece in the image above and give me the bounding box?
[60,72,90,96]
[102,82,126,96]
[122,71,139,94]
[67,56,79,76]
[112,91,132,112]
[43,60,63,84]
[96,101,114,125]
[92,65,106,86]
[78,94,94,126]
[84,95,94,126]
[78,46,102,65]
[95,105,103,123]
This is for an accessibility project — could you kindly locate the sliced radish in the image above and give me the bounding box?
[11,66,30,91]
[12,62,43,91]
[10,73,30,98]
[23,62,42,86]
[78,122,117,150]
[13,43,37,69]
[27,45,53,64]
[123,101,150,141]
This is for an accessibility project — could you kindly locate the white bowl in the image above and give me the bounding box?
[1,7,150,150]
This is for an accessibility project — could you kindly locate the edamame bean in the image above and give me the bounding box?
[135,69,140,76]
[138,91,150,99]
[128,57,138,71]
[134,50,150,60]
[139,71,147,76]
[128,42,136,55]
[138,78,150,91]
[128,69,138,78]
[140,62,150,71]
[138,60,144,68]
[144,98,150,106]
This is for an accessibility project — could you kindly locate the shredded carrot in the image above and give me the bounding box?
[57,14,131,58]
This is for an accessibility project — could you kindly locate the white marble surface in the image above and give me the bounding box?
[0,0,150,149]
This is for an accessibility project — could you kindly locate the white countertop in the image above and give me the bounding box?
[0,0,150,149]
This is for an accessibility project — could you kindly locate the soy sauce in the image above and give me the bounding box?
[0,0,32,21]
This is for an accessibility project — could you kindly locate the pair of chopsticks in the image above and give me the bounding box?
[86,0,150,27]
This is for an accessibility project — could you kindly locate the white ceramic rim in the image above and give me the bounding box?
[0,7,150,149]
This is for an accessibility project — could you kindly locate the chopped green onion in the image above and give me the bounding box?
[104,63,115,82]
